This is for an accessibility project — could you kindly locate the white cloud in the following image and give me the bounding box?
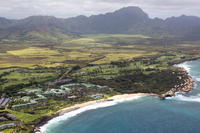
[0,0,199,19]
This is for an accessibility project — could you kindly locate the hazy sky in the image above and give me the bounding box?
[0,0,199,19]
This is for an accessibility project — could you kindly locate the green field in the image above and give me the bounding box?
[1,34,200,133]
[1,34,200,92]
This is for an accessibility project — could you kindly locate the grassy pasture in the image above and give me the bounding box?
[0,34,199,89]
[0,34,157,69]
[7,47,60,56]
[91,51,158,64]
[0,47,65,68]
[1,34,200,133]
[1,33,200,92]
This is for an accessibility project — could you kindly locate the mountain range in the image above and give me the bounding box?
[0,6,200,41]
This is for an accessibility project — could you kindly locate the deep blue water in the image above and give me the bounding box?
[44,60,200,133]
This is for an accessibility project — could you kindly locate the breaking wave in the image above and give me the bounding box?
[174,62,191,73]
[169,61,200,103]
[37,95,145,133]
[167,92,200,103]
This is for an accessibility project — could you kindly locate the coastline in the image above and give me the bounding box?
[33,93,157,133]
[160,61,195,99]
[33,59,198,133]
[58,93,157,116]
[169,57,200,65]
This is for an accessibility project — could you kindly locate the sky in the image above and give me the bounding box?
[0,0,199,19]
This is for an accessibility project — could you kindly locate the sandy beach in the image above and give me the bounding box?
[57,93,156,115]
[34,93,156,133]
[34,63,194,133]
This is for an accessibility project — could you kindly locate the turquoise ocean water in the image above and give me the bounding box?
[41,60,200,133]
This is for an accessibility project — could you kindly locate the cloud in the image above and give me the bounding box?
[0,0,199,19]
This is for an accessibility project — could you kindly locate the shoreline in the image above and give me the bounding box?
[33,93,157,133]
[33,59,198,133]
[58,93,157,116]
[160,61,195,99]
[169,57,200,65]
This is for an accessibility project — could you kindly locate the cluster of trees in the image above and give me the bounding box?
[89,69,185,94]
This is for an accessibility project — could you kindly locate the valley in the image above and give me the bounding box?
[0,6,200,133]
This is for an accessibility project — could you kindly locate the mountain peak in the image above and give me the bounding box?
[0,6,200,39]
[116,6,143,12]
[114,6,148,17]
[0,17,14,29]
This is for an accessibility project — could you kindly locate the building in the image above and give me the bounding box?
[0,98,10,107]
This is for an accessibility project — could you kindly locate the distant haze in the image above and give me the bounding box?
[0,0,200,19]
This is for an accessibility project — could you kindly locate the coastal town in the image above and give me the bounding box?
[0,63,195,132]
[1,2,200,133]
[0,80,112,132]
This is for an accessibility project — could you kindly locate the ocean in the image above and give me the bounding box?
[41,60,200,133]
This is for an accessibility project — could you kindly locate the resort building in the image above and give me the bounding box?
[0,98,10,107]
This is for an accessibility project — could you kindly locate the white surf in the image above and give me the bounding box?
[37,95,145,133]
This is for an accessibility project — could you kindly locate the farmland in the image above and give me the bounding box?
[1,34,200,93]
[1,34,200,132]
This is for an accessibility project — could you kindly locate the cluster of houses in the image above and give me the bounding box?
[0,98,11,108]
[12,89,48,110]
[43,87,71,97]
[12,96,44,110]
[11,83,109,110]
[0,111,17,131]
[0,123,15,131]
